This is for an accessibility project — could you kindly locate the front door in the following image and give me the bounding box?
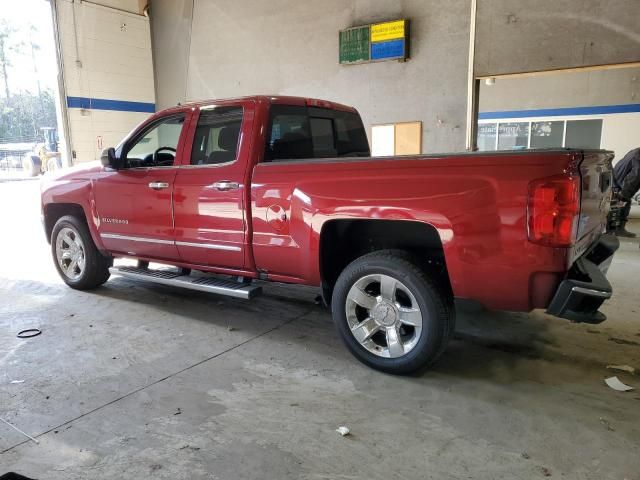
[173,104,250,269]
[95,113,189,260]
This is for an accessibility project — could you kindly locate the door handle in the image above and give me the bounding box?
[210,181,240,191]
[148,181,170,190]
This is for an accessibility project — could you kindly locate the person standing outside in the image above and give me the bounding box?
[612,147,640,237]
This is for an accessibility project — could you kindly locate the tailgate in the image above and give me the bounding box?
[572,150,614,261]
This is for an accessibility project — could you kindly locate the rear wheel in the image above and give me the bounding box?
[51,215,112,289]
[331,250,454,374]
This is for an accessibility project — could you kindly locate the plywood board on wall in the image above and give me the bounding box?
[394,121,422,155]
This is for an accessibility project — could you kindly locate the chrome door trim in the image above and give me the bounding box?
[179,160,237,169]
[123,165,178,171]
[101,233,175,245]
[101,234,241,251]
[175,241,241,252]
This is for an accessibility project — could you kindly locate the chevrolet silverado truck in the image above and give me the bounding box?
[41,95,619,374]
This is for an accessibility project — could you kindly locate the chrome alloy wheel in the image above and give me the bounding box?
[345,274,423,358]
[55,227,86,280]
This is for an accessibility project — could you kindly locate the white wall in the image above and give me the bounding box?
[152,0,471,154]
[56,0,154,163]
[88,0,144,14]
[149,0,192,111]
[481,68,640,111]
[602,113,640,162]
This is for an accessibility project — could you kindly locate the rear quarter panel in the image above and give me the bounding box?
[251,152,579,311]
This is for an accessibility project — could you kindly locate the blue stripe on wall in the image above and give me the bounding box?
[67,96,155,113]
[479,103,640,120]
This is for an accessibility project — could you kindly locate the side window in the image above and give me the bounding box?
[124,115,185,168]
[265,107,313,161]
[309,117,336,157]
[331,112,370,157]
[265,105,370,162]
[191,106,243,165]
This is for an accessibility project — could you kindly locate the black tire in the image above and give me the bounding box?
[51,215,112,290]
[331,250,454,374]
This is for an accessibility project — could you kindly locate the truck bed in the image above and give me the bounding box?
[251,148,613,312]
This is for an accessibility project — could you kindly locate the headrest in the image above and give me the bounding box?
[218,123,241,152]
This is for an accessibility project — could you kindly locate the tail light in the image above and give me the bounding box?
[527,174,580,247]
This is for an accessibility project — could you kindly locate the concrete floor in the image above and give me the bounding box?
[1,179,639,479]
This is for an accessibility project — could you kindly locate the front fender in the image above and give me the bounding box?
[41,176,105,251]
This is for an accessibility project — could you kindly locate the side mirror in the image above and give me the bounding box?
[100,147,119,169]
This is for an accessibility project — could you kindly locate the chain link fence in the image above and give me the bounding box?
[1,150,29,172]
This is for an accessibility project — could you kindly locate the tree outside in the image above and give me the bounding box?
[0,18,58,145]
[0,2,62,176]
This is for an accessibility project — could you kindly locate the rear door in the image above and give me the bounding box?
[252,104,370,277]
[172,103,251,269]
[94,113,189,260]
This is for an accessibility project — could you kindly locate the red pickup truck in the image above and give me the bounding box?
[41,95,618,373]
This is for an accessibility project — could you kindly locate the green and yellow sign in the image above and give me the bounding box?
[339,25,370,64]
[339,19,409,65]
[371,20,406,42]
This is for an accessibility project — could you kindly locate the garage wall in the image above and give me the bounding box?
[475,0,640,77]
[150,0,640,155]
[86,0,145,15]
[480,68,640,111]
[152,0,471,154]
[56,0,155,163]
[149,0,193,111]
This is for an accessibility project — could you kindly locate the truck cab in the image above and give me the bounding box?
[93,96,369,274]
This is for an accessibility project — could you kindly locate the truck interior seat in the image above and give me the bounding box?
[205,123,241,164]
[271,132,312,160]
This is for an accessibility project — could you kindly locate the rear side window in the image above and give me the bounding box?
[191,106,243,165]
[264,105,370,161]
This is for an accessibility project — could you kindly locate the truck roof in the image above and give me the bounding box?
[172,95,358,113]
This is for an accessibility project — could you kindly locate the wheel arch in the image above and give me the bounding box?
[43,203,99,247]
[318,219,452,305]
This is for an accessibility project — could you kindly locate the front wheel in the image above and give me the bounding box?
[51,215,112,289]
[331,251,454,374]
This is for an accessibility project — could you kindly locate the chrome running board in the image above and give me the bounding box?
[109,266,262,299]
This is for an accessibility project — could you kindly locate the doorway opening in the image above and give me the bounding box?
[0,0,68,179]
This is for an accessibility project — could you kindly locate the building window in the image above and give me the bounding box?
[565,119,603,149]
[371,121,422,156]
[477,123,497,151]
[477,118,603,151]
[497,122,529,150]
[531,121,564,148]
